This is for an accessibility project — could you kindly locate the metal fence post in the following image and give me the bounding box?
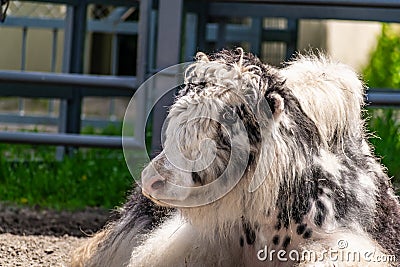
[285,19,298,60]
[184,12,197,61]
[135,0,152,150]
[250,17,263,55]
[196,0,208,52]
[57,3,87,157]
[150,0,183,156]
[65,3,87,135]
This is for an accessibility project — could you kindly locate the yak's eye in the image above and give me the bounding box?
[222,107,238,124]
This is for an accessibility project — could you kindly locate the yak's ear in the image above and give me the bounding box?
[265,92,284,119]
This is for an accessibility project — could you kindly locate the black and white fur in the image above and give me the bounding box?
[71,49,400,267]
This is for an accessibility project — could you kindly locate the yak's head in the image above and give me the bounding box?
[140,48,287,212]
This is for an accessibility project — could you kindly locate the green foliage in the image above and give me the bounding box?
[100,123,123,136]
[364,24,400,89]
[81,123,122,136]
[0,143,133,211]
[363,24,400,189]
[367,109,400,182]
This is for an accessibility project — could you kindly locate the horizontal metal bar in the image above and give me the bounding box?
[88,20,138,34]
[210,0,400,8]
[0,84,134,99]
[1,72,399,106]
[367,89,400,107]
[0,131,142,149]
[1,17,65,29]
[207,23,295,42]
[207,23,255,42]
[0,113,121,128]
[13,0,399,8]
[209,3,400,22]
[86,0,138,6]
[2,17,138,35]
[0,91,397,126]
[12,0,137,6]
[0,70,137,90]
[0,114,58,125]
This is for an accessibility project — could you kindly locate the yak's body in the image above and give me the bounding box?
[71,49,400,267]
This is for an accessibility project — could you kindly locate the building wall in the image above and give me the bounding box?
[298,20,382,71]
[326,20,381,71]
[0,27,23,71]
[0,2,66,72]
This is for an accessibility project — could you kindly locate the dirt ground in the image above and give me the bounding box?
[0,203,115,266]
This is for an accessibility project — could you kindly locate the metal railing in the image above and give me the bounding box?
[0,131,141,148]
[0,3,139,129]
[0,0,147,155]
[0,70,139,149]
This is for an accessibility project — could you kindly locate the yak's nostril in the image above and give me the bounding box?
[142,175,166,195]
[151,179,165,190]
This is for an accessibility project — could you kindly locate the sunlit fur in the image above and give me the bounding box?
[71,49,400,267]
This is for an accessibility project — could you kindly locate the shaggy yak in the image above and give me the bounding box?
[71,48,400,266]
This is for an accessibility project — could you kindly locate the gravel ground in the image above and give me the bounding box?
[0,233,82,267]
[0,203,116,267]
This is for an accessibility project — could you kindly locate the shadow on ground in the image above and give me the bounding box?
[0,203,117,237]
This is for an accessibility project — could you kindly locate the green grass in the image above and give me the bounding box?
[0,125,148,211]
[366,109,400,190]
[0,144,136,211]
